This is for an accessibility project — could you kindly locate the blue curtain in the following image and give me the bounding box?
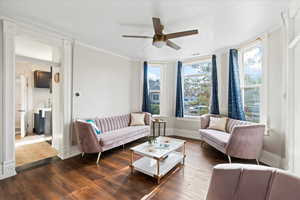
[228,49,246,120]
[210,55,220,114]
[175,61,184,117]
[142,61,150,112]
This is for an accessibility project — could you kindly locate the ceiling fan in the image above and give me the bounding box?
[122,17,198,50]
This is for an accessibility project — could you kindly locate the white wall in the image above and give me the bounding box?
[72,43,136,119]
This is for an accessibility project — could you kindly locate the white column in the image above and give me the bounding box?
[57,39,74,159]
[0,20,17,179]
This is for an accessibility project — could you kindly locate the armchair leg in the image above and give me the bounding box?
[227,155,232,163]
[256,159,260,165]
[96,152,101,165]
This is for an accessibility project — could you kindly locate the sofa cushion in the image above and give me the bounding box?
[199,129,231,147]
[208,117,228,132]
[97,126,150,146]
[130,113,145,126]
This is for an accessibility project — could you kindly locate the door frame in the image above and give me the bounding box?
[0,18,73,179]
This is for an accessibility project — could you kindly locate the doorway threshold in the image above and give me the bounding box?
[16,156,60,173]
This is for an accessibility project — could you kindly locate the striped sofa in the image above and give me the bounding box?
[74,113,151,164]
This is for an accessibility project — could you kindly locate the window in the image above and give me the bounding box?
[183,60,212,117]
[148,65,161,115]
[241,43,263,123]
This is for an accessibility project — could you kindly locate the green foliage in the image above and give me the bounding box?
[150,104,160,115]
[183,61,212,116]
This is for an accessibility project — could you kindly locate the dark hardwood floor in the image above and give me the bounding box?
[0,137,258,200]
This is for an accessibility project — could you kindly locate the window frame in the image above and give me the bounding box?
[239,41,265,123]
[182,59,212,118]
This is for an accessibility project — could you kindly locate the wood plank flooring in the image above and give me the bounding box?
[16,141,58,167]
[0,137,258,200]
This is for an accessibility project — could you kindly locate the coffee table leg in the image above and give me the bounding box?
[130,150,134,173]
[183,142,186,165]
[157,159,160,184]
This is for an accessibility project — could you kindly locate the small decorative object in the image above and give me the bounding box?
[154,118,160,122]
[148,137,155,145]
[54,73,60,83]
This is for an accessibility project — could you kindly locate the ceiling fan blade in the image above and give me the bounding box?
[152,17,163,35]
[166,40,181,50]
[165,30,198,39]
[122,35,153,39]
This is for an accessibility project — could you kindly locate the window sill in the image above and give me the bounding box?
[152,115,169,118]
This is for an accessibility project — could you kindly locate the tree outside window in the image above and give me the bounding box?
[148,66,161,115]
[183,60,212,116]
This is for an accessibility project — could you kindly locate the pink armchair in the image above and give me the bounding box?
[206,164,300,200]
[199,114,265,163]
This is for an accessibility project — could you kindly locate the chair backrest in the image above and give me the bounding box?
[206,164,300,200]
[226,118,253,133]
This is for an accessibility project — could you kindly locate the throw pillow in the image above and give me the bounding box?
[208,117,228,132]
[86,119,101,135]
[130,113,145,126]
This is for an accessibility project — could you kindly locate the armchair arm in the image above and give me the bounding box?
[226,124,265,159]
[143,112,152,126]
[74,120,102,153]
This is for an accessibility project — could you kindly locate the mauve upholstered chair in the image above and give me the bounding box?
[74,112,151,164]
[199,114,265,164]
[206,164,300,200]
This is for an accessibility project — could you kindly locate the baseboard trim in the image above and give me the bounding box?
[173,128,202,140]
[260,150,282,168]
[58,145,81,160]
[0,160,17,180]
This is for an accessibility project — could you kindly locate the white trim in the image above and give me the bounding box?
[173,128,202,140]
[260,150,282,168]
[0,160,16,180]
[288,34,300,48]
[0,20,17,179]
[75,41,131,61]
[16,55,61,67]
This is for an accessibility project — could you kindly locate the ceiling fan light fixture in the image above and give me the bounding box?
[153,40,166,48]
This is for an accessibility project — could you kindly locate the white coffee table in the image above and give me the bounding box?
[130,136,186,184]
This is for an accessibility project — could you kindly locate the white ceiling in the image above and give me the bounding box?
[0,0,289,60]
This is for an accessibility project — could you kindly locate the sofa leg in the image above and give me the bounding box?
[96,152,101,165]
[200,141,204,147]
[123,144,125,150]
[227,155,232,163]
[81,152,85,157]
[256,159,260,165]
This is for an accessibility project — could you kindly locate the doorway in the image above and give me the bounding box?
[0,19,73,179]
[14,36,61,167]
